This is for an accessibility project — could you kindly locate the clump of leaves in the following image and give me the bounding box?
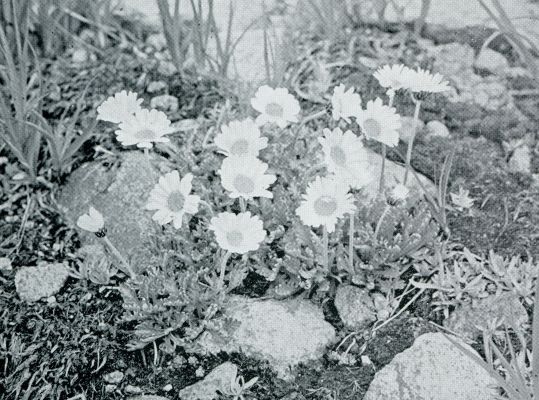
[414,244,538,318]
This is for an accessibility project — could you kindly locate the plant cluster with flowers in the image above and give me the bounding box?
[76,65,452,347]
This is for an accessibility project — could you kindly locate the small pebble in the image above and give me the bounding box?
[125,385,143,394]
[105,384,116,393]
[162,384,173,392]
[0,257,12,272]
[104,370,124,384]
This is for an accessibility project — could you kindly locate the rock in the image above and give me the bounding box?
[157,61,178,77]
[445,292,528,340]
[150,94,179,113]
[125,385,143,395]
[15,262,69,302]
[475,48,509,75]
[364,148,434,200]
[431,43,475,77]
[398,116,425,142]
[334,285,377,330]
[508,145,532,174]
[426,120,450,138]
[364,333,499,400]
[146,33,167,51]
[179,362,238,400]
[104,370,124,384]
[192,296,336,379]
[0,257,12,272]
[473,77,511,110]
[162,384,172,392]
[59,152,160,271]
[105,384,116,393]
[147,80,168,94]
[72,48,89,64]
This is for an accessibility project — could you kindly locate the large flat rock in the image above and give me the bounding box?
[58,152,159,271]
[191,296,336,379]
[364,332,499,400]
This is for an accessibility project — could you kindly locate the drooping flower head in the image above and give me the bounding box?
[97,90,143,123]
[296,176,356,233]
[77,206,106,236]
[145,171,200,229]
[405,68,450,94]
[219,156,276,199]
[373,64,412,94]
[318,128,373,189]
[331,84,362,123]
[115,108,174,148]
[214,119,268,158]
[251,85,301,128]
[209,211,266,254]
[357,98,401,147]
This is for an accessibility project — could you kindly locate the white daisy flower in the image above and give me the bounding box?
[357,98,401,147]
[97,90,143,123]
[214,119,268,158]
[450,187,474,210]
[219,156,276,199]
[373,64,411,93]
[77,206,105,235]
[389,183,409,203]
[331,84,362,123]
[318,128,373,189]
[115,108,174,148]
[296,176,356,233]
[209,211,266,254]
[406,68,450,93]
[145,171,200,229]
[251,85,301,128]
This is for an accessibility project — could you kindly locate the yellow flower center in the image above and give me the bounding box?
[330,146,347,167]
[314,196,337,216]
[135,129,157,141]
[363,118,382,139]
[265,102,284,118]
[167,191,185,212]
[226,230,244,247]
[230,139,249,156]
[233,174,255,194]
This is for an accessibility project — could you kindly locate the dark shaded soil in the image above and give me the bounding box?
[411,135,539,259]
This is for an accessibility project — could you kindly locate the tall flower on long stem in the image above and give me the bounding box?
[209,212,266,290]
[296,176,356,272]
[76,207,135,278]
[357,98,401,194]
[373,64,412,193]
[402,68,450,184]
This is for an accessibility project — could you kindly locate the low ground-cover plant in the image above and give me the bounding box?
[73,62,453,350]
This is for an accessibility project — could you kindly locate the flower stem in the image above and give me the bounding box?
[143,148,152,171]
[374,204,391,242]
[322,226,329,272]
[379,93,395,195]
[239,197,247,213]
[379,144,387,194]
[219,250,231,291]
[102,236,135,278]
[302,109,327,125]
[348,212,354,274]
[404,98,422,185]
